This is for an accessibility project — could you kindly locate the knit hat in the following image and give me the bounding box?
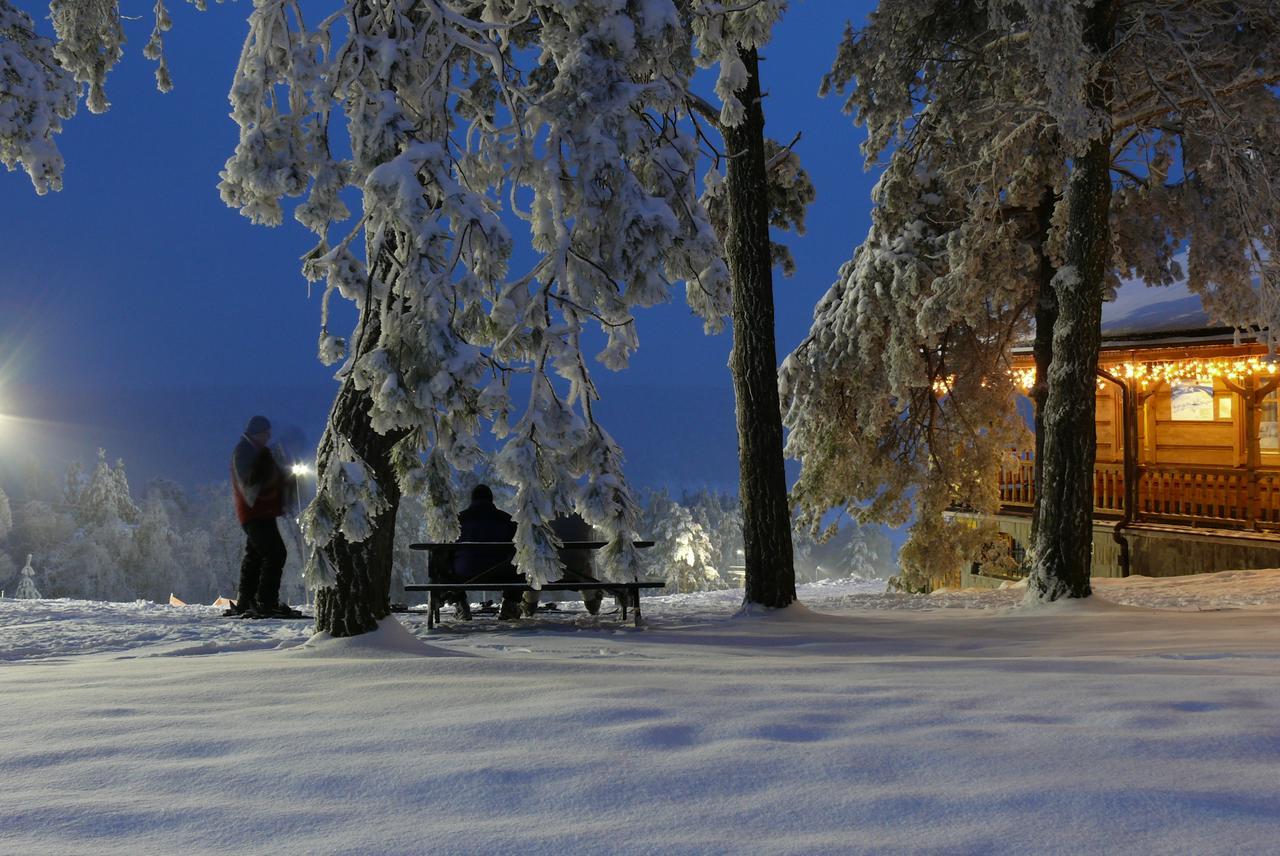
[245,415,272,435]
[471,484,494,503]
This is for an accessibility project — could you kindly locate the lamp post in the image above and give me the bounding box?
[289,462,315,607]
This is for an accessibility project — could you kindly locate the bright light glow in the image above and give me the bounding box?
[291,463,314,478]
[1007,355,1280,393]
[0,393,14,442]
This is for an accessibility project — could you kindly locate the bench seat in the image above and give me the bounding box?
[404,580,666,628]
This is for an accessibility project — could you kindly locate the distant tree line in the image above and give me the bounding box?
[0,452,894,604]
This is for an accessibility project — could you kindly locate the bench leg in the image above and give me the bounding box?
[427,592,438,630]
[633,587,643,629]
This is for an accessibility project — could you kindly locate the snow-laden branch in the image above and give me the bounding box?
[220,0,735,587]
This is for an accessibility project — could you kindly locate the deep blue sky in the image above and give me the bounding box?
[0,1,880,490]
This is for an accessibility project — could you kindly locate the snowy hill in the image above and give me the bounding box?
[2,572,1279,854]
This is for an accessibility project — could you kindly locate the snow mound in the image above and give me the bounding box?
[297,616,466,658]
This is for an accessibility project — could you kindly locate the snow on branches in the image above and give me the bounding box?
[790,0,1280,590]
[220,0,732,588]
[782,158,1029,590]
[3,0,212,192]
[1,1,77,193]
[686,0,787,127]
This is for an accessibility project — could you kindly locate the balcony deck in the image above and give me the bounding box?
[999,453,1280,532]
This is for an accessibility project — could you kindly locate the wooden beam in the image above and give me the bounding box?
[1138,380,1163,464]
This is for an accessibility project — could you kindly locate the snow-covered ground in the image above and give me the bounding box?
[3,572,1279,854]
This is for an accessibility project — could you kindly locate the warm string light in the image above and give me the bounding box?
[1006,356,1280,392]
[931,375,994,394]
[1106,357,1279,387]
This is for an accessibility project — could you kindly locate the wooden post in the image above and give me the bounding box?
[1097,368,1135,577]
[1230,386,1245,466]
[1223,376,1278,530]
[1135,380,1163,519]
[1139,381,1162,464]
[1247,384,1261,530]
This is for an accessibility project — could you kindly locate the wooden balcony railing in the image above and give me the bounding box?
[997,454,1280,531]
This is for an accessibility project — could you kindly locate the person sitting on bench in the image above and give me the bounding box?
[453,484,523,620]
[522,512,605,617]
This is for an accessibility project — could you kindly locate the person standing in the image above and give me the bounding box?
[228,416,299,618]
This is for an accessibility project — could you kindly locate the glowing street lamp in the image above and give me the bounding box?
[286,460,316,608]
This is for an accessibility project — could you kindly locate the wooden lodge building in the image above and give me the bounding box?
[959,282,1280,588]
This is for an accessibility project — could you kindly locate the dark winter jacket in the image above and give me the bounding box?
[231,435,285,524]
[551,513,596,581]
[453,498,519,583]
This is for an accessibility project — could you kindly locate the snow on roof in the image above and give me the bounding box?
[1101,277,1215,337]
[1100,249,1270,344]
[1016,251,1265,348]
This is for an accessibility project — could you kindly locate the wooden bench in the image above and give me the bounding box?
[407,541,661,629]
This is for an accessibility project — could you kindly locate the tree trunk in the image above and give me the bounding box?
[312,355,404,636]
[309,1,410,637]
[312,263,407,636]
[722,47,796,608]
[1029,2,1114,600]
[1030,186,1058,544]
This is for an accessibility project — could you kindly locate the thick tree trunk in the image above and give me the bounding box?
[1029,2,1114,600]
[309,1,410,637]
[722,47,796,609]
[1030,187,1058,544]
[312,262,408,635]
[312,354,404,636]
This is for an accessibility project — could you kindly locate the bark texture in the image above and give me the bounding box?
[312,360,404,636]
[1029,2,1115,600]
[312,275,407,636]
[722,47,796,608]
[1031,186,1058,544]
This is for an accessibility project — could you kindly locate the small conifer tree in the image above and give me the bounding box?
[15,554,42,600]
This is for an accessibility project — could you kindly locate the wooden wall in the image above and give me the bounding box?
[1095,389,1121,462]
[1138,380,1240,467]
[1036,382,1255,467]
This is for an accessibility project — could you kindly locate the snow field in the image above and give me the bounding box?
[1,573,1279,854]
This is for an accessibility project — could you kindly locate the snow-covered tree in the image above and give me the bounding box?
[14,553,41,599]
[1,0,200,192]
[0,484,12,540]
[847,537,878,580]
[9,499,76,577]
[214,0,753,635]
[784,0,1280,595]
[143,478,190,522]
[127,498,179,600]
[791,515,889,584]
[79,449,140,526]
[783,155,1032,590]
[685,489,743,582]
[11,2,810,629]
[640,490,723,593]
[686,0,804,609]
[61,459,84,510]
[0,1,76,193]
[0,551,14,594]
